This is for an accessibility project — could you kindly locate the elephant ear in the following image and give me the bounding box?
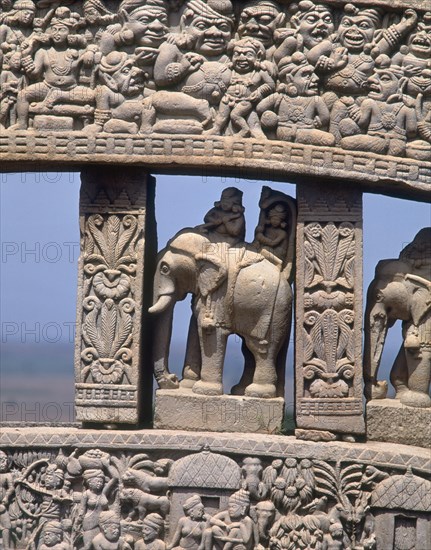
[195,253,227,298]
[406,274,431,326]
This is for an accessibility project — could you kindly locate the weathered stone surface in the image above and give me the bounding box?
[367,399,431,448]
[295,428,337,442]
[0,0,430,200]
[75,167,156,425]
[295,183,365,435]
[154,390,285,434]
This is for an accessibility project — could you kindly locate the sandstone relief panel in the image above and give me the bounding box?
[0,0,430,197]
[0,444,430,550]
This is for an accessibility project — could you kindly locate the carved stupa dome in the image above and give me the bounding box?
[168,449,240,489]
[371,467,431,512]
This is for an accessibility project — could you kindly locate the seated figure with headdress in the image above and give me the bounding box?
[257,52,334,146]
[339,55,417,156]
[11,7,96,130]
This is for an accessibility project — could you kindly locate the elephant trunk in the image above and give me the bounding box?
[364,300,389,400]
[150,295,179,389]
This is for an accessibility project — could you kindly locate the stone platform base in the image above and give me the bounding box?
[367,398,431,448]
[154,389,285,433]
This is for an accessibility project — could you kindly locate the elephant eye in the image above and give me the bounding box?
[160,262,170,275]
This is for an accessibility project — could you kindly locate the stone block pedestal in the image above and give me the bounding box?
[154,389,285,433]
[367,399,431,448]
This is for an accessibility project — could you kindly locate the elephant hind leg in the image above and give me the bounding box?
[243,337,277,398]
[230,338,255,396]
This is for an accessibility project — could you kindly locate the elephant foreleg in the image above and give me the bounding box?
[192,328,228,396]
[231,338,255,396]
[181,314,202,388]
[390,343,409,399]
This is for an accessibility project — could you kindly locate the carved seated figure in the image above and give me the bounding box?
[92,511,132,550]
[167,496,207,550]
[273,1,336,68]
[202,490,254,550]
[364,227,431,408]
[99,1,168,92]
[339,56,417,156]
[258,52,335,146]
[12,7,96,131]
[393,13,431,159]
[207,38,274,138]
[39,521,71,550]
[147,0,234,134]
[0,0,36,63]
[86,51,147,134]
[135,513,165,550]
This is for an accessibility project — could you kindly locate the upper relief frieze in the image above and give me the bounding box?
[0,0,430,198]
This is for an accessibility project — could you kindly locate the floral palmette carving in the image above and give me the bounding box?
[303,309,354,398]
[304,222,355,293]
[302,222,356,398]
[80,214,140,385]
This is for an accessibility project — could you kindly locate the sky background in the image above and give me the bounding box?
[1,172,430,423]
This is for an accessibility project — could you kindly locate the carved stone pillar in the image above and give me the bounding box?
[75,167,156,425]
[295,183,365,438]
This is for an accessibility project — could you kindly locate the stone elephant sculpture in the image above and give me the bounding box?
[149,230,293,398]
[364,228,431,408]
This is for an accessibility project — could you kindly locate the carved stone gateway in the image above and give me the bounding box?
[1,0,430,547]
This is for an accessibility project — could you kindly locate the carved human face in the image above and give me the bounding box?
[232,45,258,73]
[296,8,334,50]
[44,472,62,490]
[338,14,377,52]
[0,453,8,473]
[87,475,104,492]
[189,16,232,56]
[189,503,205,520]
[16,8,35,26]
[114,62,146,96]
[50,23,70,46]
[228,501,245,519]
[132,8,168,47]
[291,65,319,96]
[102,522,120,542]
[238,5,283,46]
[43,531,62,547]
[409,27,431,59]
[368,69,399,100]
[142,525,157,543]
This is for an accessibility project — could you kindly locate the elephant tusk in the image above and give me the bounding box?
[149,294,173,314]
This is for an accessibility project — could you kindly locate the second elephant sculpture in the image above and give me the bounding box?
[149,187,296,399]
[364,227,431,408]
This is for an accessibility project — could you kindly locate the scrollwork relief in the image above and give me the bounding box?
[0,0,430,162]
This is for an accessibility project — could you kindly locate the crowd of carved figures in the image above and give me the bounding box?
[2,446,430,550]
[0,0,431,158]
